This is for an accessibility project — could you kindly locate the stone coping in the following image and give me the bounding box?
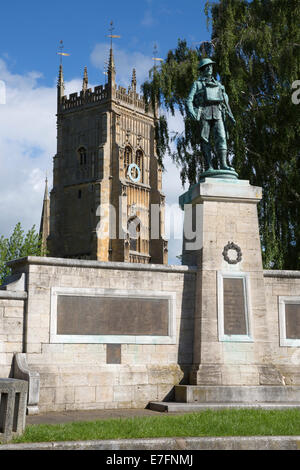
[0,290,27,300]
[1,435,300,450]
[6,257,300,278]
[179,178,262,208]
[7,256,198,274]
[263,270,300,278]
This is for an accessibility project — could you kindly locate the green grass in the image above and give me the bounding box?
[9,409,300,444]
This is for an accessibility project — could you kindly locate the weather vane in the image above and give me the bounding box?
[57,40,70,65]
[106,21,121,48]
[152,43,163,67]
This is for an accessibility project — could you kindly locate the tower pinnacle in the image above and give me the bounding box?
[39,176,50,255]
[57,40,69,109]
[131,68,137,92]
[57,64,64,88]
[57,64,65,110]
[108,45,116,85]
[82,66,88,93]
[106,21,120,88]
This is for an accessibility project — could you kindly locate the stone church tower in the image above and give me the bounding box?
[47,45,168,264]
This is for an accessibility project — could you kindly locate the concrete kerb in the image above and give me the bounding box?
[1,436,300,450]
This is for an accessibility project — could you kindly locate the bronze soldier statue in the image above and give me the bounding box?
[186,58,236,172]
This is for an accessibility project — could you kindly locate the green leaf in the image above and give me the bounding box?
[0,223,44,285]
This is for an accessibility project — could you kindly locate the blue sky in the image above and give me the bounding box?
[1,0,210,85]
[0,0,211,264]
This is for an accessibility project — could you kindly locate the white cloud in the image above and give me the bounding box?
[0,59,56,237]
[64,78,84,97]
[141,9,155,27]
[161,109,187,264]
[161,108,186,204]
[141,0,156,27]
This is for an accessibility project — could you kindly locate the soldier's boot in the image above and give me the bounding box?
[219,149,231,170]
[202,142,213,170]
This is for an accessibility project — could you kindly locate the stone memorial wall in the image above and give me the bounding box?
[0,256,300,412]
[1,179,300,412]
[1,258,196,412]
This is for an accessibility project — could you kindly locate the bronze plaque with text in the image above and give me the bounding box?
[56,295,169,336]
[285,304,300,339]
[223,278,247,336]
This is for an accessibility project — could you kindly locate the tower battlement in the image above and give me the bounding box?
[115,85,152,113]
[57,43,154,115]
[61,84,109,111]
[59,79,153,115]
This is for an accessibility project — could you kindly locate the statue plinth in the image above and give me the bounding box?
[200,168,239,181]
[179,178,283,387]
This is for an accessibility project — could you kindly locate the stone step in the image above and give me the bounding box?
[148,401,300,413]
[175,385,300,403]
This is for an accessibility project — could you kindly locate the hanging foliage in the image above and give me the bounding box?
[142,0,300,269]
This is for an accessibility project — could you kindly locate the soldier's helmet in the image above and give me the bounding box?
[198,58,215,70]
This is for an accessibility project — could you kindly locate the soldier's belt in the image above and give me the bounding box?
[203,101,223,106]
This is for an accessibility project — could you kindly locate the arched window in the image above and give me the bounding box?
[124,146,132,168]
[128,217,141,252]
[78,147,87,165]
[136,150,143,183]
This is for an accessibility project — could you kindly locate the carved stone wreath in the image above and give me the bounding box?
[222,241,242,265]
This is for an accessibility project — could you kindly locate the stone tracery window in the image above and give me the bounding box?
[78,147,87,165]
[136,150,143,183]
[124,146,132,168]
[128,216,141,252]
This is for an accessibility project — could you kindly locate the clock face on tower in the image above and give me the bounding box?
[127,163,141,183]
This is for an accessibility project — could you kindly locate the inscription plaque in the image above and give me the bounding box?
[56,295,169,336]
[223,278,247,335]
[285,304,300,339]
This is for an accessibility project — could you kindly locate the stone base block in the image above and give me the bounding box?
[148,401,300,412]
[189,364,286,386]
[0,378,28,442]
[175,385,300,404]
[26,406,40,415]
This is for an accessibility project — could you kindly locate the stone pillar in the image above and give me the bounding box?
[179,178,284,386]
